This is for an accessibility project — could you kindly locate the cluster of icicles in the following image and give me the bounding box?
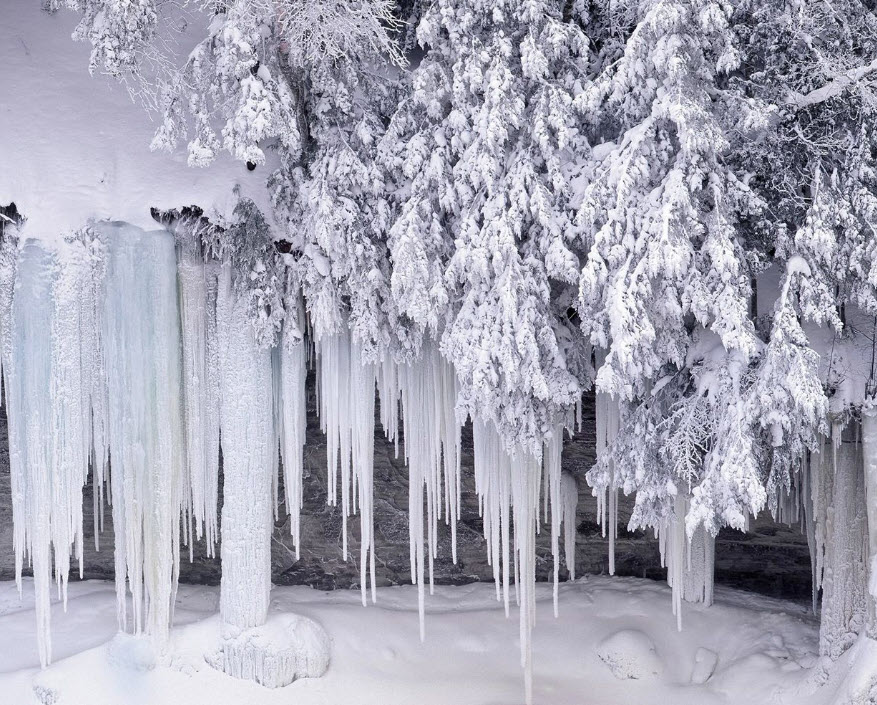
[2,222,583,703]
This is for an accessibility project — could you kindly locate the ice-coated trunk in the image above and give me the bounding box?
[816,439,868,658]
[858,409,877,634]
[216,265,275,632]
[102,223,185,646]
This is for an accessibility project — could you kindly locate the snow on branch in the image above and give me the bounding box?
[786,57,877,110]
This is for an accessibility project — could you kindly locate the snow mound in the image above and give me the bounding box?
[206,614,330,688]
[106,633,157,672]
[690,647,718,684]
[596,629,663,680]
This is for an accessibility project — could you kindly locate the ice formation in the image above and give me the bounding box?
[395,343,461,636]
[811,435,868,658]
[862,407,877,633]
[176,235,221,556]
[472,420,542,704]
[1,219,587,700]
[316,326,378,606]
[102,223,185,646]
[594,376,620,575]
[216,264,276,633]
[659,495,715,631]
[277,302,308,562]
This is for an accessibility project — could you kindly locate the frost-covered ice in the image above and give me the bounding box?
[1,575,870,705]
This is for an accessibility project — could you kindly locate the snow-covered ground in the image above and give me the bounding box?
[0,575,870,705]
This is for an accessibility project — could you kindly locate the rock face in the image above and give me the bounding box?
[0,382,813,600]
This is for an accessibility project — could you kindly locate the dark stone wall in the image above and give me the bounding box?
[0,383,813,602]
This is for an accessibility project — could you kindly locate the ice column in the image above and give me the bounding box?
[102,223,185,645]
[661,494,715,631]
[815,437,868,658]
[216,264,275,632]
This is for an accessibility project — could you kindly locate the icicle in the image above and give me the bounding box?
[472,419,542,705]
[8,242,60,666]
[315,326,378,606]
[277,299,307,562]
[561,471,578,583]
[6,235,111,665]
[176,238,221,557]
[397,342,461,638]
[101,223,185,647]
[683,524,715,607]
[544,426,563,617]
[594,349,620,575]
[662,494,716,632]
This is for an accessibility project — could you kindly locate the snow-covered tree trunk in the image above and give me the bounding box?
[209,265,330,687]
[216,265,275,633]
[817,438,868,658]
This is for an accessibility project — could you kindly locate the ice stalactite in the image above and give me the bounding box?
[7,236,110,666]
[813,433,868,659]
[594,355,620,575]
[394,342,462,637]
[682,524,715,607]
[659,494,715,632]
[351,339,377,607]
[176,237,221,557]
[862,407,877,634]
[7,242,61,667]
[561,471,578,584]
[316,326,378,606]
[277,299,308,562]
[800,452,820,615]
[216,264,275,633]
[101,223,186,647]
[472,419,542,705]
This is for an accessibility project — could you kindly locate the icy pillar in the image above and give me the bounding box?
[216,265,275,632]
[862,409,877,635]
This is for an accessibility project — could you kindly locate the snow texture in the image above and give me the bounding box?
[596,629,664,680]
[205,614,330,688]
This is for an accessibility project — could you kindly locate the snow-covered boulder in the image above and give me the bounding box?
[690,647,718,684]
[107,633,157,672]
[596,629,663,680]
[206,613,330,688]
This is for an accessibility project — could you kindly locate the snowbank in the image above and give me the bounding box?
[0,575,861,705]
[0,0,273,240]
